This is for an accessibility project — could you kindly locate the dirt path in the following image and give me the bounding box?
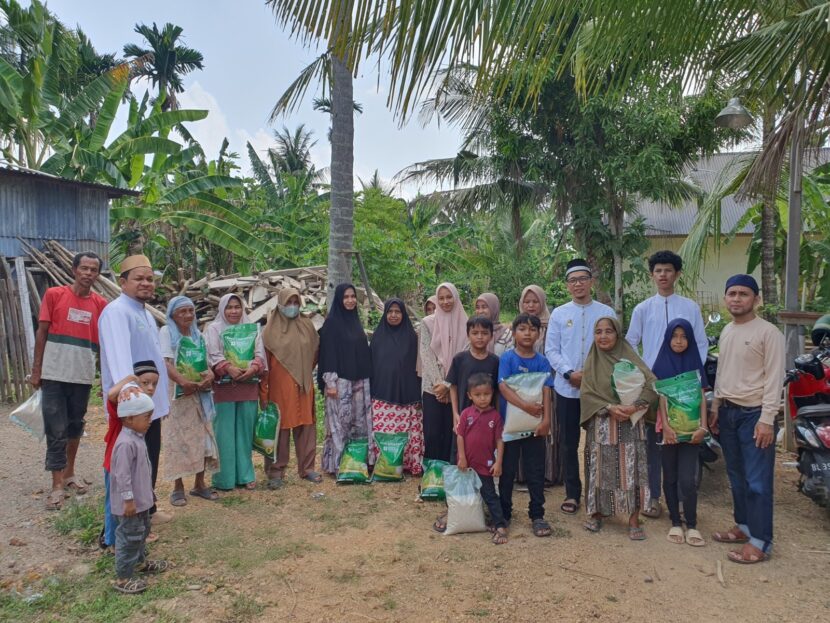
[1,406,829,622]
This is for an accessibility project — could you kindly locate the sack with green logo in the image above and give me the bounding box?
[419,459,449,501]
[222,323,258,369]
[336,438,369,484]
[253,402,280,461]
[371,432,408,482]
[176,336,208,382]
[654,370,702,442]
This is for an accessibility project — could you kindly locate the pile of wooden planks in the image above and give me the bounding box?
[0,240,384,403]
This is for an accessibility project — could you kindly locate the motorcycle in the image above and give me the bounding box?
[784,317,830,511]
[699,312,723,483]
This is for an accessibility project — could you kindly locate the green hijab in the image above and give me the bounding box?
[579,316,658,425]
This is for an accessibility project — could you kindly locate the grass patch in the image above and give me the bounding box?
[327,568,360,583]
[222,595,264,623]
[466,608,491,617]
[382,596,397,610]
[550,525,571,539]
[51,497,103,545]
[218,495,249,508]
[0,566,186,623]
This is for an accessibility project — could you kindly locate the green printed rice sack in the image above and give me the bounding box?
[372,432,408,482]
[654,370,702,442]
[419,459,449,501]
[337,438,370,484]
[253,402,280,461]
[176,336,208,382]
[222,323,258,369]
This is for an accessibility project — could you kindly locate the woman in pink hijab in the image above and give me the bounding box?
[517,284,562,486]
[418,283,468,461]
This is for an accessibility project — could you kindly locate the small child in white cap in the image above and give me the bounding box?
[111,392,168,593]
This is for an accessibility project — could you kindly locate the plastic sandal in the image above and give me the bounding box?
[532,519,552,537]
[139,559,169,574]
[189,487,219,501]
[45,488,63,511]
[169,490,187,506]
[64,476,88,495]
[712,527,749,543]
[727,546,768,564]
[686,528,706,547]
[667,526,685,544]
[113,577,147,594]
[629,525,647,541]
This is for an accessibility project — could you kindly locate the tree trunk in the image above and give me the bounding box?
[326,52,355,307]
[609,203,624,319]
[511,195,524,257]
[760,107,778,318]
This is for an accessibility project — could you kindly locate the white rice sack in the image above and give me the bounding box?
[502,371,548,434]
[443,466,487,535]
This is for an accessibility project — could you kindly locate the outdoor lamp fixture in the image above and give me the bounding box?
[715,97,754,129]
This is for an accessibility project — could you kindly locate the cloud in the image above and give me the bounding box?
[177,81,233,159]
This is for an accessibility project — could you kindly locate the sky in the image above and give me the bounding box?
[43,0,462,195]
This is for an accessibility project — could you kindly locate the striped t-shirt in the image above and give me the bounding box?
[39,286,108,385]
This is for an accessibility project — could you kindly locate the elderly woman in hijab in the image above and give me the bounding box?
[370,298,424,475]
[519,285,551,354]
[159,296,219,505]
[204,294,266,491]
[475,293,513,355]
[580,316,657,540]
[419,282,468,462]
[318,283,373,475]
[259,288,321,488]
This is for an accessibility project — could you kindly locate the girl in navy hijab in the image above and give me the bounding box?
[651,318,709,548]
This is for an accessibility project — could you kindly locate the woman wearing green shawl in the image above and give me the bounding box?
[580,317,657,540]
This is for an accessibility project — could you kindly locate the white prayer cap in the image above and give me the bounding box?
[117,392,155,418]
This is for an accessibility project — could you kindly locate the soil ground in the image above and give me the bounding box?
[1,404,829,622]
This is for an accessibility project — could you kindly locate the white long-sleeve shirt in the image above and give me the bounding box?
[98,294,169,421]
[545,300,616,399]
[625,293,707,368]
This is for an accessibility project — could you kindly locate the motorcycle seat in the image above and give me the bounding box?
[796,403,830,419]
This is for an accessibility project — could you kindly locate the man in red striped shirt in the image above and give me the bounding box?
[31,251,108,510]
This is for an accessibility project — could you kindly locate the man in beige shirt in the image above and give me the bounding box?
[710,274,784,565]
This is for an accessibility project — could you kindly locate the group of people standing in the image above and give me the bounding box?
[30,247,785,593]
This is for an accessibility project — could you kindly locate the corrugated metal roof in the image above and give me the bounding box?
[636,148,830,236]
[0,168,114,261]
[0,165,139,198]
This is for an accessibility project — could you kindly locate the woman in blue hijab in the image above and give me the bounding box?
[159,296,219,505]
[651,318,708,548]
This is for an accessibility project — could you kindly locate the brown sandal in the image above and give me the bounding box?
[64,476,89,495]
[727,544,768,564]
[712,526,749,544]
[113,577,148,594]
[45,488,64,511]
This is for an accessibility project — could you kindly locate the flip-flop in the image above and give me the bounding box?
[267,478,284,490]
[686,528,706,547]
[560,500,579,515]
[433,513,448,533]
[667,526,685,544]
[244,481,257,491]
[45,488,63,511]
[169,490,187,506]
[64,476,88,495]
[584,517,602,533]
[303,471,323,484]
[712,527,749,544]
[189,487,219,501]
[629,525,647,541]
[727,546,768,564]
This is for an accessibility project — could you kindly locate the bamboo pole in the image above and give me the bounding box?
[0,292,10,403]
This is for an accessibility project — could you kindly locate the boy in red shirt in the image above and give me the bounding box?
[457,372,507,544]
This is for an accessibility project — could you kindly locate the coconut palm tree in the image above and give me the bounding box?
[123,22,204,111]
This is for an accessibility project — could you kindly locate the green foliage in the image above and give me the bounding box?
[51,497,103,545]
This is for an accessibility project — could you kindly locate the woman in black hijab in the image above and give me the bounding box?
[318,283,373,474]
[369,298,424,475]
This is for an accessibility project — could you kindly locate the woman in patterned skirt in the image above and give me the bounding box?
[579,316,657,540]
[369,298,423,474]
[318,283,373,474]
